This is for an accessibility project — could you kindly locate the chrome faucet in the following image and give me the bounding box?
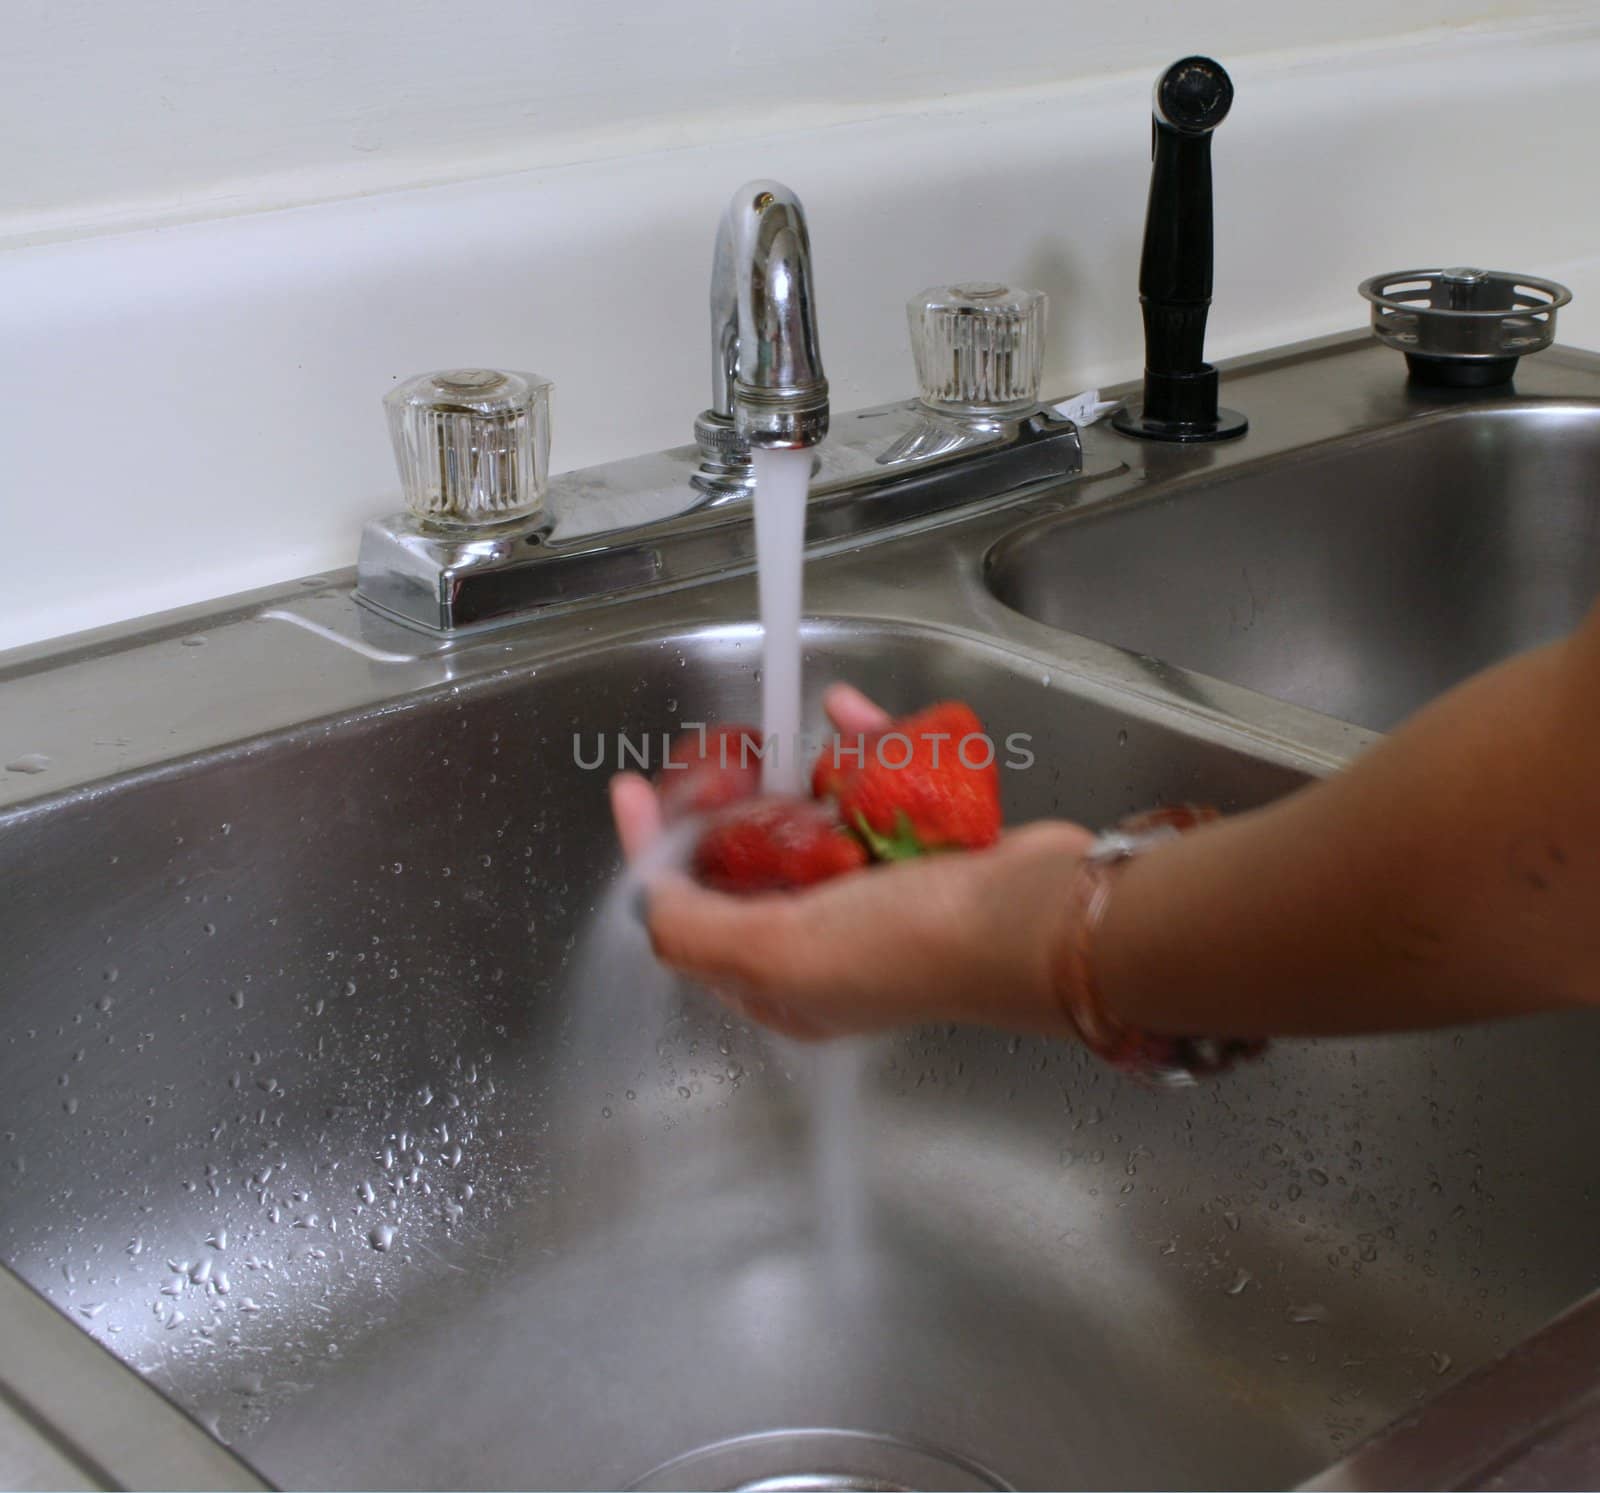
[356,179,1082,633]
[710,181,830,450]
[695,181,830,496]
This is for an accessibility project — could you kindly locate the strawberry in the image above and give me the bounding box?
[692,797,869,893]
[809,738,861,802]
[1115,803,1220,836]
[657,723,764,822]
[811,701,1000,856]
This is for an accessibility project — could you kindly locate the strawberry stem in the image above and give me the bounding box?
[851,810,926,862]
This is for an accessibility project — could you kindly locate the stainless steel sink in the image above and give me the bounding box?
[4,614,1599,1493]
[987,400,1600,732]
[1,621,1322,1491]
[6,332,1600,1490]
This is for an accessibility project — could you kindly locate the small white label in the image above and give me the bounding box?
[1052,389,1122,426]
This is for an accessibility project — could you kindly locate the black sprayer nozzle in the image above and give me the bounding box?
[1112,56,1248,444]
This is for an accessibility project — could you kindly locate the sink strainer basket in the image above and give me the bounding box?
[1358,267,1572,387]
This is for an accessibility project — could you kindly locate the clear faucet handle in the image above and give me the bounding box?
[908,282,1046,417]
[384,368,552,527]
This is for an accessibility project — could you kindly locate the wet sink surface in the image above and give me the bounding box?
[4,620,1600,1490]
[987,402,1600,731]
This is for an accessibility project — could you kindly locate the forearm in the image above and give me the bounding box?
[1094,632,1600,1037]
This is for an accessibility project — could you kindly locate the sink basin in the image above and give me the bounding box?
[5,617,1600,1490]
[986,401,1600,731]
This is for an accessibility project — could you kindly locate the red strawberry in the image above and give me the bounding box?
[811,701,1000,856]
[692,797,869,893]
[1115,803,1220,836]
[657,723,764,821]
[810,736,867,802]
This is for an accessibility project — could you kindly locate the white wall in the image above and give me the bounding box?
[2,4,1599,651]
[0,0,1586,246]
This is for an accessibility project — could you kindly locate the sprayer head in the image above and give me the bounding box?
[1154,56,1234,135]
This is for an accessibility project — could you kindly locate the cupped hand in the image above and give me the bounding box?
[610,683,1095,1040]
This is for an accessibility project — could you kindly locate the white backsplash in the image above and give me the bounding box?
[1,17,1598,652]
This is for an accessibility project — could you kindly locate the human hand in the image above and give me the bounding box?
[610,683,1095,1040]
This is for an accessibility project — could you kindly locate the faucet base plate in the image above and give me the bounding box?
[1110,403,1248,443]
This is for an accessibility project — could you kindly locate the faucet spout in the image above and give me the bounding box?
[709,180,829,450]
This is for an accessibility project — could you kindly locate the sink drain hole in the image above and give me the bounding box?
[628,1428,1009,1492]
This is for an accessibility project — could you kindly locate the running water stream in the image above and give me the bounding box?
[751,446,869,1277]
[750,448,808,796]
[570,445,869,1280]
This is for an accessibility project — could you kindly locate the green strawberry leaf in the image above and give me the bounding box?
[852,810,926,862]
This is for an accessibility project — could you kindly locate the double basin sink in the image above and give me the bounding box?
[2,332,1599,1490]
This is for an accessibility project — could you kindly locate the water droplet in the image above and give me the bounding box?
[368,1223,395,1252]
[5,754,50,774]
[1115,730,1128,748]
[206,1229,228,1251]
[358,1180,376,1204]
[229,990,245,1009]
[1308,1168,1329,1186]
[78,1302,106,1318]
[1226,1269,1253,1296]
[1431,1351,1453,1376]
[180,635,207,647]
[1288,1302,1330,1325]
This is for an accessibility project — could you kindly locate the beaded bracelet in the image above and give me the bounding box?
[1056,804,1268,1086]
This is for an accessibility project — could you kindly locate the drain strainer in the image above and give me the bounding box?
[628,1429,1010,1492]
[1357,266,1573,387]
